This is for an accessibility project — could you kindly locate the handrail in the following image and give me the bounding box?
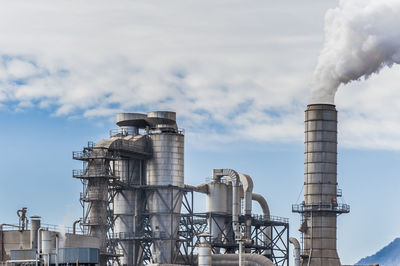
[292,203,350,213]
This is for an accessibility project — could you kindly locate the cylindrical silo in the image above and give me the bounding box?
[146,111,184,264]
[206,182,228,243]
[114,159,140,266]
[303,104,340,266]
[114,113,148,266]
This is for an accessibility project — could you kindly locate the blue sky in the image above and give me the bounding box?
[1,0,400,264]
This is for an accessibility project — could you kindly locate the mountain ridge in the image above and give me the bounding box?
[356,238,400,266]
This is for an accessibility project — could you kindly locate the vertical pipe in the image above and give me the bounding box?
[41,230,51,266]
[232,181,240,241]
[289,237,301,266]
[30,217,41,250]
[55,234,59,266]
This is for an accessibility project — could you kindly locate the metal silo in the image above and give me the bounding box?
[113,113,148,266]
[145,111,184,264]
[206,181,229,245]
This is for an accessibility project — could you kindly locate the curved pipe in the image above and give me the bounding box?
[238,174,253,244]
[252,193,271,255]
[212,169,241,241]
[238,174,253,216]
[72,219,81,235]
[289,237,301,266]
[211,254,275,266]
[252,193,270,218]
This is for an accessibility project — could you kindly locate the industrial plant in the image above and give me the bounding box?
[0,106,357,266]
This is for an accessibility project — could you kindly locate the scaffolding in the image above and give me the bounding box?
[73,138,152,265]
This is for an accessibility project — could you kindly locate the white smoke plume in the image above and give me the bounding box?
[310,0,400,104]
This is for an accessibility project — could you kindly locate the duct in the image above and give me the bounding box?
[184,184,208,194]
[212,169,241,241]
[238,174,253,244]
[252,193,271,255]
[289,237,301,266]
[238,174,253,216]
[210,254,275,266]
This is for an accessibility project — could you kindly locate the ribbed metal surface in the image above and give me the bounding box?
[303,104,340,266]
[114,158,141,266]
[146,132,184,264]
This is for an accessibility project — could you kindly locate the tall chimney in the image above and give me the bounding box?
[293,104,349,266]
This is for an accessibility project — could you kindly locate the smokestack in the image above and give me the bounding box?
[293,104,349,266]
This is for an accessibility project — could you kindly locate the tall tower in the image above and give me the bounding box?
[293,104,349,266]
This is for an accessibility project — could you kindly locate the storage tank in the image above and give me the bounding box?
[145,111,184,264]
[206,182,229,242]
[114,113,147,266]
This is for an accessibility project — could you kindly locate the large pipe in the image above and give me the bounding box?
[289,237,301,266]
[252,193,271,255]
[238,174,253,245]
[212,169,241,241]
[238,174,253,216]
[184,184,208,194]
[210,254,275,266]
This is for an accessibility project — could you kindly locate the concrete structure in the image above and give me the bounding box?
[293,104,350,266]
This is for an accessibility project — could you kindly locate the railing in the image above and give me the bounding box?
[252,214,289,223]
[292,202,350,213]
[72,148,109,160]
[112,139,151,154]
[73,169,119,179]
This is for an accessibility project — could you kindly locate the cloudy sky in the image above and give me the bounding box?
[1,0,400,264]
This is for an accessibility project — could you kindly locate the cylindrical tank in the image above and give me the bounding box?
[303,104,340,266]
[114,157,143,266]
[41,230,51,266]
[206,182,228,242]
[30,216,41,249]
[198,237,212,266]
[146,111,184,264]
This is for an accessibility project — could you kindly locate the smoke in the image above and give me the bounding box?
[310,0,400,104]
[58,225,67,248]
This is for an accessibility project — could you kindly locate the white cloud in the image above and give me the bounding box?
[3,0,400,151]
